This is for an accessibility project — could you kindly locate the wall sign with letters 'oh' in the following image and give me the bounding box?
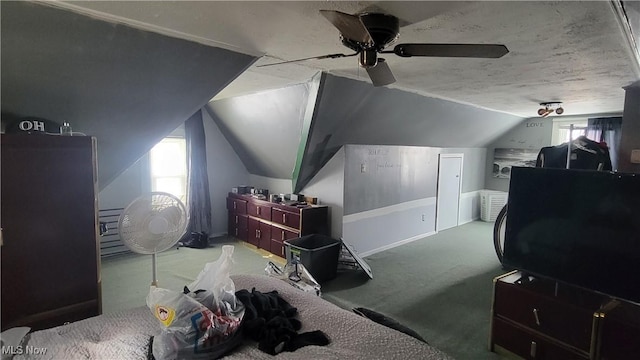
[5,117,62,135]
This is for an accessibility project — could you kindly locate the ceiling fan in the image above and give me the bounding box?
[258,10,509,87]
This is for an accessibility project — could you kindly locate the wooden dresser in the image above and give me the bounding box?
[1,134,102,331]
[227,192,328,257]
[490,271,640,359]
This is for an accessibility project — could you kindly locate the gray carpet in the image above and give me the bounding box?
[321,221,506,360]
[101,220,507,359]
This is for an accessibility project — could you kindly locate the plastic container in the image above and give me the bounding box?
[60,122,73,136]
[480,190,508,222]
[284,234,341,283]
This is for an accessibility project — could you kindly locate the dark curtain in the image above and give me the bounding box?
[586,117,622,171]
[185,109,212,235]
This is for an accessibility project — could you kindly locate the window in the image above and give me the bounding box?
[149,137,187,202]
[551,118,588,145]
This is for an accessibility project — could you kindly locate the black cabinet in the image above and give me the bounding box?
[1,135,102,331]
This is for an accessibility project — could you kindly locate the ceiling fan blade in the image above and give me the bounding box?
[256,52,357,67]
[366,58,396,87]
[387,43,509,58]
[320,10,373,44]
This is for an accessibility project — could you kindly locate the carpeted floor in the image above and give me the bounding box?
[101,220,508,359]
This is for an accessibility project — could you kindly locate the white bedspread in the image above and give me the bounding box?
[18,274,452,359]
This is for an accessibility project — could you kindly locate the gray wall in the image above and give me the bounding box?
[204,83,310,179]
[1,1,256,190]
[344,145,439,215]
[342,144,487,255]
[441,148,487,192]
[98,156,150,211]
[97,109,249,237]
[299,147,346,239]
[202,109,249,236]
[484,117,553,191]
[247,175,292,195]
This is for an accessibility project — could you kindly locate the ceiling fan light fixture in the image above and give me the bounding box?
[538,102,564,117]
[359,49,378,68]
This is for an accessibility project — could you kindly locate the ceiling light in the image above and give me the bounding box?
[538,102,564,117]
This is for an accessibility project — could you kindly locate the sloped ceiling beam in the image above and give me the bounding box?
[1,1,256,189]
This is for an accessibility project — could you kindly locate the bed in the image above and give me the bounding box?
[15,274,452,359]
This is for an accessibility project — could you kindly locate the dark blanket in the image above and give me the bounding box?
[235,288,330,355]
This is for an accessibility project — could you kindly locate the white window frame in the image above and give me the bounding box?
[149,137,187,203]
[551,117,588,146]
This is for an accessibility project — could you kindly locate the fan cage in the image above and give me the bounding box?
[118,192,188,255]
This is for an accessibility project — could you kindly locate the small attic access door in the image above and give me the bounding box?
[436,154,463,232]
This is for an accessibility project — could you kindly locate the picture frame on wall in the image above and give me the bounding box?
[493,148,539,178]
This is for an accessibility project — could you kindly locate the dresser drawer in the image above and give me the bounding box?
[270,239,285,258]
[226,197,247,214]
[271,226,299,242]
[248,202,272,221]
[492,317,588,360]
[494,281,595,351]
[272,208,300,229]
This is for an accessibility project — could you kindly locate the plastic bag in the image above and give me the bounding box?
[265,260,322,296]
[187,245,238,309]
[147,245,244,359]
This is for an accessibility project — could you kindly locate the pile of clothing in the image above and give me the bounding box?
[235,288,330,355]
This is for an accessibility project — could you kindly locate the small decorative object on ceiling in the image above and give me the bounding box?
[538,102,564,117]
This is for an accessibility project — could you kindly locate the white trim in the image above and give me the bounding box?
[459,190,482,224]
[460,190,481,199]
[343,197,437,224]
[436,153,464,232]
[359,231,437,257]
[458,217,476,226]
[610,0,640,78]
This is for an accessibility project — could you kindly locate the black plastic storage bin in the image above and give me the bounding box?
[284,234,341,283]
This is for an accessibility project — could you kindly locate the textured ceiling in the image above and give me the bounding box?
[51,1,639,117]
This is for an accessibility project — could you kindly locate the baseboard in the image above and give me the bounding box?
[208,232,227,239]
[458,216,480,226]
[359,231,437,257]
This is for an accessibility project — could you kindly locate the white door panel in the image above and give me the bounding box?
[437,155,462,231]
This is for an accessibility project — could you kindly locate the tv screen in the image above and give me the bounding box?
[503,167,640,304]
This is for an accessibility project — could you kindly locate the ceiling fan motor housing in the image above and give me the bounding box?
[341,13,400,52]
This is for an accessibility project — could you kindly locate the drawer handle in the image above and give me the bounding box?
[533,308,541,326]
[530,341,537,358]
[257,207,261,215]
[283,213,286,223]
[235,215,238,224]
[233,202,237,210]
[281,230,285,241]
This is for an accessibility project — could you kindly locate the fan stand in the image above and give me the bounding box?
[151,253,159,287]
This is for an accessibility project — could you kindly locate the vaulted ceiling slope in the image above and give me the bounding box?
[204,83,313,179]
[205,71,525,192]
[293,73,526,192]
[49,1,638,117]
[1,1,256,189]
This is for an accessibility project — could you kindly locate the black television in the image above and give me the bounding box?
[503,167,640,304]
